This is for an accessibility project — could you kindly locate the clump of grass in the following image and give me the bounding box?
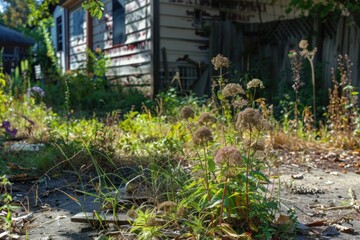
[270,130,306,151]
[0,175,19,239]
[326,54,359,149]
[126,55,295,239]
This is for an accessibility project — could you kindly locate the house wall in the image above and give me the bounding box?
[157,0,300,93]
[68,5,87,70]
[54,0,360,100]
[93,0,152,93]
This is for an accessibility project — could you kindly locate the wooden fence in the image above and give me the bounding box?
[211,15,360,102]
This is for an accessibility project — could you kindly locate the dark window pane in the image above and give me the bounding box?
[73,9,85,36]
[57,16,63,51]
[113,0,126,45]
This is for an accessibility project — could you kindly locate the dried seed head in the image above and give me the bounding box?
[211,54,230,70]
[222,83,245,97]
[214,146,242,165]
[289,50,303,93]
[179,106,195,120]
[157,201,177,214]
[299,40,309,49]
[192,126,213,146]
[176,205,187,218]
[127,209,137,219]
[232,97,248,109]
[247,78,264,89]
[236,107,266,131]
[198,112,216,125]
[147,217,158,226]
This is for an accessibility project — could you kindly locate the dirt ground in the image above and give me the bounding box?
[5,149,360,240]
[11,173,102,240]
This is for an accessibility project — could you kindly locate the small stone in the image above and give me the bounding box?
[321,225,340,236]
[291,174,304,179]
[297,223,310,234]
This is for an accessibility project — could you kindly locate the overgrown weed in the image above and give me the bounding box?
[1,41,360,239]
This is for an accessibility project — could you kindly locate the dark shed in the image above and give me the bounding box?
[0,24,34,47]
[0,24,34,73]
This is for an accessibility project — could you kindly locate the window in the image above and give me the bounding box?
[194,9,203,27]
[113,0,126,45]
[73,9,85,36]
[56,16,63,51]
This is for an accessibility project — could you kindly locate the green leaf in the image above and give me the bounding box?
[217,91,224,100]
[251,171,269,183]
[208,158,215,172]
[206,199,222,209]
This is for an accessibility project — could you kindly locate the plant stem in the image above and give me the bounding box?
[202,145,211,203]
[219,67,226,145]
[294,91,298,123]
[245,126,252,223]
[252,88,257,108]
[309,57,316,126]
[219,176,228,226]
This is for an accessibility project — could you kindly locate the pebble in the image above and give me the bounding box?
[291,185,325,194]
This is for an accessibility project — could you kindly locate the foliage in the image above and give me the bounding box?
[0,0,31,30]
[0,175,19,238]
[1,48,360,239]
[41,48,150,115]
[86,48,108,84]
[155,87,204,117]
[287,0,360,19]
[325,54,359,148]
[130,207,165,240]
[27,0,59,27]
[0,48,6,121]
[38,19,60,74]
[82,0,104,19]
[127,56,291,239]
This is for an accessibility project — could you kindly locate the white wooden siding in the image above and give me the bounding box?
[160,0,300,23]
[159,1,212,76]
[158,0,302,92]
[92,0,152,92]
[69,6,87,71]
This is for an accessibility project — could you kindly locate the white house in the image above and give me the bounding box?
[50,0,310,96]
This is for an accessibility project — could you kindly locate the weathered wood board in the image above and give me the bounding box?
[71,212,133,224]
